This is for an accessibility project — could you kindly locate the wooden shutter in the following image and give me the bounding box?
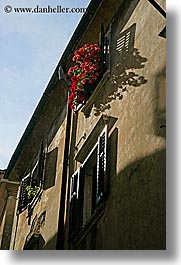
[17,174,31,214]
[96,126,107,204]
[69,167,84,238]
[37,142,45,186]
[31,142,44,187]
[99,23,106,73]
[70,169,79,200]
[31,161,39,187]
[99,23,111,73]
[104,33,110,70]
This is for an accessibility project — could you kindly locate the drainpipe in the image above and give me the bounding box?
[56,104,72,250]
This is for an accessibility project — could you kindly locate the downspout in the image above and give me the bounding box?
[56,104,72,250]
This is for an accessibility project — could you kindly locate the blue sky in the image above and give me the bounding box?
[0,0,90,169]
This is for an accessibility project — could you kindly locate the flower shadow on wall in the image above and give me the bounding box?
[93,23,148,116]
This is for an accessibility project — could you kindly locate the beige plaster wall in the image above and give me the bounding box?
[13,117,67,250]
[73,0,166,249]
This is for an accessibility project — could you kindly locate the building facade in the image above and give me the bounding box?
[1,0,166,250]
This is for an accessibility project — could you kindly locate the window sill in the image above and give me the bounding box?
[81,70,111,117]
[72,203,105,248]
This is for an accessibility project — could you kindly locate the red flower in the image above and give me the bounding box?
[71,76,79,82]
[67,43,101,109]
[68,67,74,75]
[79,84,83,89]
[72,55,81,61]
[80,73,86,79]
[68,93,75,104]
[73,65,78,70]
[84,44,90,48]
[78,47,84,55]
[95,72,100,77]
[69,82,77,93]
[81,78,86,84]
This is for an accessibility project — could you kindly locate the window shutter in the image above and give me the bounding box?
[17,174,31,214]
[37,142,44,185]
[96,126,107,203]
[70,169,79,200]
[69,167,84,238]
[104,34,110,70]
[99,23,106,73]
[99,23,111,73]
[17,144,45,215]
[31,142,44,188]
[31,161,39,187]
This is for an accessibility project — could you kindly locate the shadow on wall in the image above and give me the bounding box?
[42,233,58,250]
[112,148,166,250]
[105,127,166,250]
[23,210,58,250]
[23,211,46,249]
[23,234,46,250]
[71,128,166,250]
[105,124,166,250]
[154,67,166,138]
[93,23,147,116]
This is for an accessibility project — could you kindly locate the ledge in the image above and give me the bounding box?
[75,114,117,163]
[81,70,111,117]
[0,178,19,197]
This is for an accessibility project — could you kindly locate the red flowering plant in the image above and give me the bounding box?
[67,43,101,110]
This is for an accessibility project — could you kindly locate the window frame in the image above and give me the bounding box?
[17,144,45,216]
[69,126,108,239]
[73,24,111,114]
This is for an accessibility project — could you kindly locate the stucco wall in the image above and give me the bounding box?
[13,112,67,250]
[71,0,166,249]
[9,0,166,250]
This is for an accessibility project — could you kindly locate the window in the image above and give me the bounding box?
[69,126,107,239]
[17,143,45,215]
[71,24,111,114]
